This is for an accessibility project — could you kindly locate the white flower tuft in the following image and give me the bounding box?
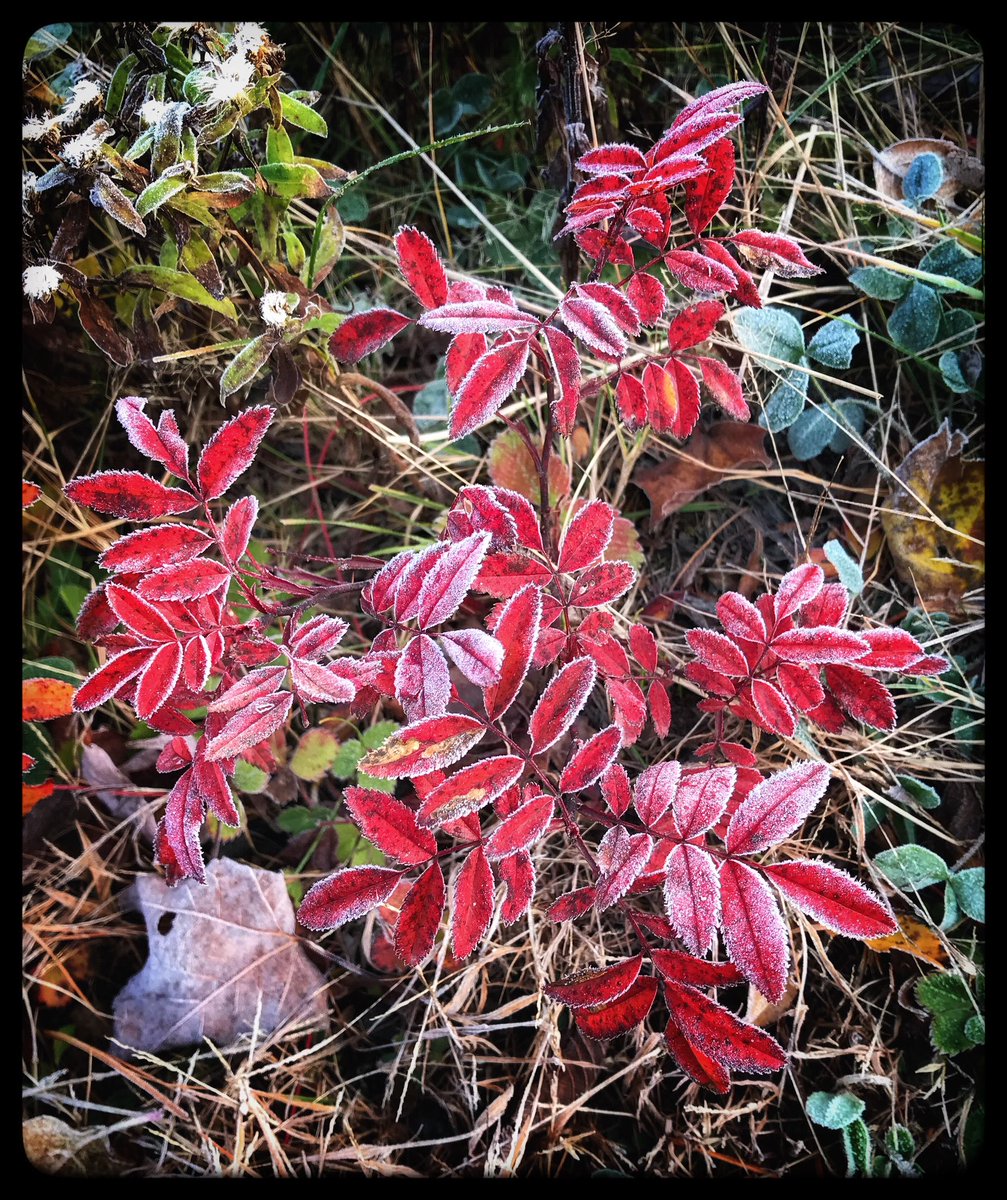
[139,99,171,127]
[22,113,59,141]
[61,120,112,167]
[197,52,256,107]
[260,291,295,328]
[22,264,63,300]
[58,79,103,126]
[232,22,268,53]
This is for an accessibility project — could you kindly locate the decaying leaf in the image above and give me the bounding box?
[113,858,330,1052]
[22,1115,116,1176]
[872,138,984,207]
[881,421,984,612]
[866,913,949,968]
[488,427,571,503]
[634,423,770,524]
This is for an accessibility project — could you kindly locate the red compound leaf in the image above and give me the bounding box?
[343,786,437,866]
[683,136,736,236]
[663,1019,731,1093]
[729,230,822,279]
[747,678,796,737]
[298,865,403,930]
[575,228,635,267]
[857,628,930,671]
[330,308,411,363]
[664,249,736,294]
[663,979,786,1073]
[203,691,293,762]
[394,861,446,965]
[484,583,542,719]
[574,975,659,1040]
[667,300,725,352]
[616,373,648,430]
[559,288,628,358]
[576,143,647,174]
[446,332,489,396]
[416,755,525,828]
[601,763,632,818]
[570,561,636,607]
[157,769,206,884]
[824,665,897,730]
[196,405,273,501]
[718,858,789,1001]
[577,282,641,335]
[134,639,183,721]
[558,500,615,573]
[138,559,232,602]
[776,662,825,712]
[359,713,486,779]
[726,760,830,855]
[420,300,537,336]
[653,111,741,161]
[651,949,745,988]
[221,495,258,562]
[699,239,761,307]
[546,954,643,1008]
[595,825,654,910]
[664,843,721,955]
[289,659,355,704]
[99,524,212,574]
[65,471,197,520]
[451,847,495,959]
[208,665,286,713]
[633,761,681,827]
[629,624,658,673]
[558,725,622,793]
[674,766,736,838]
[414,532,491,630]
[529,656,597,754]
[115,397,189,477]
[697,356,749,420]
[716,591,767,643]
[686,628,750,676]
[543,326,582,435]
[547,886,597,923]
[439,628,504,687]
[648,679,672,736]
[484,792,554,860]
[394,225,448,309]
[772,626,870,664]
[450,336,532,440]
[627,273,667,326]
[763,860,897,938]
[73,648,153,711]
[498,851,535,923]
[774,562,824,618]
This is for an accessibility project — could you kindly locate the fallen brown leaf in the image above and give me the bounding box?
[880,420,984,612]
[866,914,948,968]
[113,858,330,1052]
[872,138,984,207]
[634,423,771,525]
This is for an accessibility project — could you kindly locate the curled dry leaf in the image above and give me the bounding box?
[113,858,329,1052]
[880,420,984,612]
[634,422,771,524]
[872,138,984,207]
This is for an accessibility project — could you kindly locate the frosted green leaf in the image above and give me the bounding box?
[875,844,949,889]
[807,1091,865,1130]
[887,283,940,353]
[280,92,328,136]
[903,153,943,205]
[290,728,339,781]
[824,539,864,595]
[760,362,809,431]
[843,1118,872,1177]
[734,306,806,363]
[894,775,941,810]
[849,267,910,301]
[920,241,983,289]
[939,351,972,394]
[233,760,268,794]
[950,867,984,922]
[807,319,860,369]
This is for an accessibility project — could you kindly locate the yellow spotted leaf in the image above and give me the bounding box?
[23,677,76,722]
[866,914,948,967]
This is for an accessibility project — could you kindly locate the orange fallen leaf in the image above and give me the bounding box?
[634,422,771,525]
[36,945,92,1008]
[23,780,55,815]
[22,480,42,509]
[23,677,76,722]
[488,428,571,503]
[866,914,948,968]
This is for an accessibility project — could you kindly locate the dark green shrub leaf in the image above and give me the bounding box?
[950,867,984,922]
[452,73,493,115]
[964,1014,984,1044]
[915,973,981,1055]
[939,350,972,394]
[90,175,146,236]
[920,240,983,288]
[939,308,975,347]
[124,265,237,319]
[827,399,865,452]
[136,174,189,217]
[875,844,949,888]
[894,775,941,809]
[232,760,268,794]
[843,1117,872,1176]
[940,880,960,930]
[220,336,275,401]
[259,162,332,199]
[807,318,860,369]
[807,1090,865,1129]
[887,282,941,353]
[849,267,910,300]
[337,190,370,223]
[267,125,295,165]
[760,363,809,431]
[884,1124,915,1158]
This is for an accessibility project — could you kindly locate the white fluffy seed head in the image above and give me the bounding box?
[22,113,59,141]
[232,22,267,53]
[61,120,111,167]
[59,79,103,124]
[139,98,171,127]
[260,291,295,328]
[22,264,63,300]
[198,53,255,106]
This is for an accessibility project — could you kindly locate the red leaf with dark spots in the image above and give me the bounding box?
[558,725,622,793]
[764,860,896,937]
[663,979,786,1072]
[451,847,495,959]
[358,714,486,779]
[824,665,897,730]
[484,583,542,719]
[668,301,725,351]
[99,524,211,574]
[547,886,597,923]
[686,629,750,676]
[546,954,643,1007]
[627,273,667,326]
[574,975,658,1040]
[135,639,183,720]
[717,859,789,1001]
[197,405,273,500]
[343,786,438,865]
[65,472,197,520]
[105,583,176,642]
[729,230,822,278]
[616,373,648,430]
[601,763,632,818]
[394,861,446,965]
[683,136,736,235]
[776,662,825,711]
[138,558,231,601]
[115,397,189,476]
[484,792,554,859]
[652,949,745,988]
[663,1019,731,1093]
[330,308,411,363]
[664,249,736,293]
[699,239,762,307]
[73,648,150,711]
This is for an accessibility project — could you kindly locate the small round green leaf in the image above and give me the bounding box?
[807,1090,866,1130]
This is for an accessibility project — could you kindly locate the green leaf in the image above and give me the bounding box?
[875,844,950,889]
[290,729,340,782]
[920,241,983,289]
[807,1091,865,1130]
[305,204,345,286]
[24,23,72,60]
[330,737,363,778]
[885,1125,915,1159]
[843,1118,872,1177]
[220,335,275,400]
[939,308,976,348]
[807,319,860,369]
[276,804,338,834]
[887,283,941,354]
[280,92,328,136]
[232,759,268,794]
[962,1100,984,1165]
[361,720,401,750]
[259,162,331,199]
[90,175,146,236]
[194,171,257,197]
[734,306,806,363]
[950,867,984,922]
[337,823,386,867]
[828,400,865,452]
[267,125,295,165]
[903,153,944,205]
[136,174,189,217]
[964,1014,984,1044]
[895,775,941,809]
[761,363,809,431]
[824,539,864,595]
[916,973,980,1055]
[124,265,237,319]
[452,73,493,115]
[106,53,138,118]
[940,880,961,931]
[939,350,973,394]
[357,771,397,795]
[849,266,910,300]
[336,190,369,223]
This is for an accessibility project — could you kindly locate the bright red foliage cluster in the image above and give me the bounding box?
[63,79,945,1095]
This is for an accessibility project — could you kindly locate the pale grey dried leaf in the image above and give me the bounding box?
[113,858,330,1052]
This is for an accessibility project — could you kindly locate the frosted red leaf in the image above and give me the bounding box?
[698,239,761,307]
[450,336,531,440]
[99,524,212,574]
[446,332,489,396]
[546,886,597,923]
[65,471,198,521]
[686,629,751,676]
[633,761,681,827]
[577,282,641,336]
[192,758,239,826]
[648,680,672,736]
[824,665,897,730]
[683,136,736,235]
[774,562,824,617]
[697,356,749,420]
[451,847,495,959]
[546,954,643,1008]
[663,1019,731,1093]
[542,326,581,435]
[343,786,437,866]
[420,300,537,336]
[574,976,659,1040]
[600,763,632,818]
[439,628,504,686]
[595,826,654,910]
[575,228,635,267]
[477,552,551,598]
[726,760,830,855]
[798,581,848,628]
[528,656,597,754]
[616,373,648,430]
[652,949,745,988]
[664,249,736,293]
[674,766,736,838]
[484,792,554,860]
[663,979,786,1072]
[115,396,189,477]
[158,769,206,884]
[716,592,767,643]
[221,495,258,562]
[73,648,152,711]
[857,628,930,670]
[134,640,183,720]
[138,558,231,601]
[664,843,720,955]
[182,635,211,692]
[672,80,769,129]
[559,290,627,358]
[416,755,525,828]
[558,725,622,793]
[748,678,796,737]
[570,561,636,607]
[290,614,349,661]
[497,851,535,923]
[667,300,726,351]
[633,155,708,189]
[359,714,486,779]
[393,544,446,624]
[764,860,896,938]
[289,659,356,705]
[652,112,741,162]
[203,691,293,762]
[627,273,667,326]
[415,531,491,629]
[105,582,176,642]
[208,666,287,713]
[484,583,542,719]
[298,865,403,930]
[576,143,647,174]
[329,308,411,363]
[718,859,789,1001]
[776,662,825,711]
[772,626,871,663]
[196,405,273,501]
[394,861,446,965]
[558,500,615,573]
[394,225,449,309]
[729,230,822,278]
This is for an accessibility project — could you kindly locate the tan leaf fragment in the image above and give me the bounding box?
[880,420,984,613]
[634,422,771,525]
[22,1115,114,1175]
[872,138,984,206]
[113,857,330,1052]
